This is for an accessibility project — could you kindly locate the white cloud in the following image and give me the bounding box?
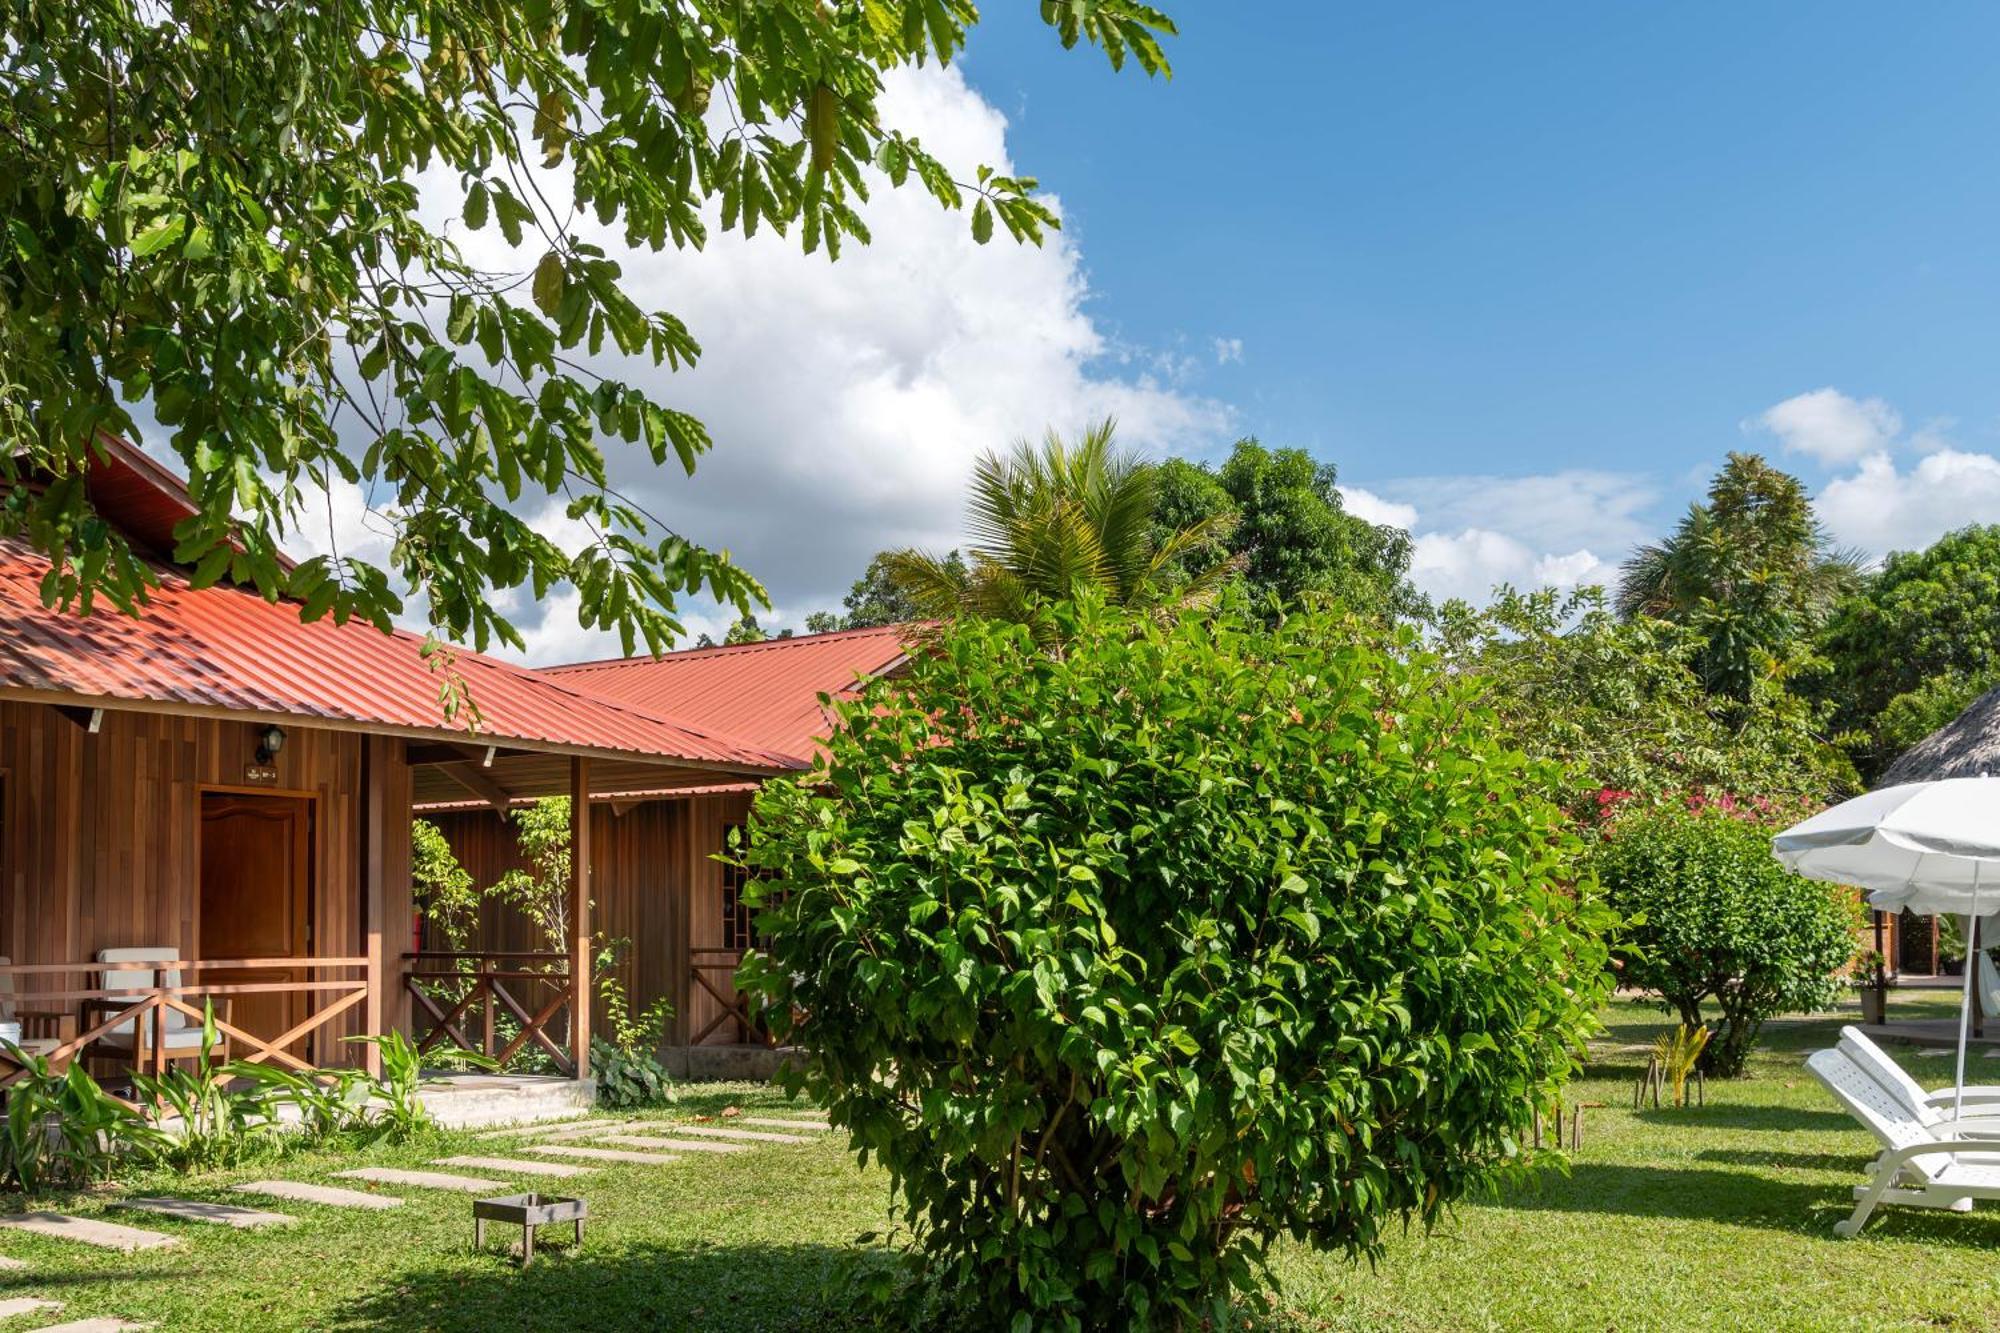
[426,66,1228,663]
[1374,470,1657,556]
[1817,448,2000,558]
[1747,388,1902,465]
[1211,337,1244,365]
[1407,528,1610,606]
[1336,485,1418,531]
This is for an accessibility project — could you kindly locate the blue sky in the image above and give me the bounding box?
[279,6,2000,658]
[965,3,2000,475]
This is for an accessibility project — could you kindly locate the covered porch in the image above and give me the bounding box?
[0,512,801,1105]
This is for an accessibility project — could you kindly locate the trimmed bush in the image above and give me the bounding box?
[1596,807,1859,1077]
[735,601,1614,1328]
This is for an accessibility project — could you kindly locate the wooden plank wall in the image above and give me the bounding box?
[425,790,753,1048]
[0,701,411,1065]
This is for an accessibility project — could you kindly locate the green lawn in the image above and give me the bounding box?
[6,995,2000,1331]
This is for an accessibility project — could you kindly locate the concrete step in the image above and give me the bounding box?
[525,1145,680,1167]
[333,1168,507,1194]
[593,1134,747,1155]
[534,1120,642,1142]
[0,1214,178,1252]
[417,1075,594,1131]
[113,1198,294,1229]
[38,1321,154,1332]
[433,1156,595,1179]
[233,1181,402,1211]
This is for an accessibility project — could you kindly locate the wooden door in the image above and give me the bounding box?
[199,793,313,1056]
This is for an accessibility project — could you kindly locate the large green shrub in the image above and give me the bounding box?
[735,601,1615,1328]
[1595,807,1859,1077]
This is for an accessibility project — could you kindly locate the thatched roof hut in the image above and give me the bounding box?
[1882,685,2000,785]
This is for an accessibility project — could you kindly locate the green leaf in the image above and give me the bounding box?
[532,252,566,318]
[129,214,187,257]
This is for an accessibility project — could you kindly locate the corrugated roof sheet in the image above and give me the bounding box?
[547,624,912,762]
[0,537,802,775]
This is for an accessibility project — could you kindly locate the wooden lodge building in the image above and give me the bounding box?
[0,440,807,1116]
[421,624,911,1078]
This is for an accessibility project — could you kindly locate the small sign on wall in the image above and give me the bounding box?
[243,764,279,784]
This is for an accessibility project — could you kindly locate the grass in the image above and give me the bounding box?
[6,995,2000,1330]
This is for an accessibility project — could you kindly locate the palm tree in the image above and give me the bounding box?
[1616,452,1862,698]
[882,419,1237,625]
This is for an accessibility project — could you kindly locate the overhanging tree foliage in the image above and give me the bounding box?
[736,599,1615,1327]
[1,0,1175,653]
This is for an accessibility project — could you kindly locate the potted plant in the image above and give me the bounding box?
[1854,949,1892,1025]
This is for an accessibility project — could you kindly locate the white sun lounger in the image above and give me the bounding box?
[1837,1026,2000,1120]
[1808,1045,2000,1235]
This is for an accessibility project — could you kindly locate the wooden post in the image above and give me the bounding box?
[569,756,592,1080]
[360,736,387,1079]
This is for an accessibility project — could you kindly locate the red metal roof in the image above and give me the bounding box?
[547,624,912,762]
[0,537,802,775]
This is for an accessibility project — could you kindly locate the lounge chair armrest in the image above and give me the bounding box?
[1921,1088,2000,1108]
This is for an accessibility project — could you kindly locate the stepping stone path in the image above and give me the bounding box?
[0,1297,61,1319]
[740,1117,829,1131]
[525,1145,680,1167]
[593,1134,746,1155]
[113,1198,294,1229]
[0,1214,177,1252]
[41,1321,153,1332]
[665,1125,817,1145]
[334,1168,507,1194]
[434,1156,596,1179]
[0,1256,24,1271]
[233,1182,402,1211]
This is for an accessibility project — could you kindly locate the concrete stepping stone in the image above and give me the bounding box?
[434,1156,595,1179]
[39,1322,153,1332]
[232,1182,401,1211]
[113,1198,294,1229]
[666,1125,817,1144]
[472,1116,628,1141]
[0,1214,177,1252]
[525,1145,681,1166]
[534,1120,641,1142]
[593,1134,747,1155]
[740,1117,830,1131]
[0,1297,61,1319]
[0,1256,25,1270]
[333,1168,506,1194]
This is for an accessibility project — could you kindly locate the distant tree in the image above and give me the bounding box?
[1437,586,1853,822]
[1154,441,1423,620]
[722,615,768,646]
[805,549,965,632]
[1617,453,1861,700]
[881,420,1234,628]
[1816,525,2000,779]
[411,819,479,950]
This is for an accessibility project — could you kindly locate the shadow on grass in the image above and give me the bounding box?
[1632,1103,1853,1132]
[328,1240,883,1333]
[1494,1162,2000,1247]
[1693,1148,1870,1173]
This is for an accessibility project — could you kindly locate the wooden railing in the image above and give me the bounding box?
[689,947,775,1047]
[0,957,370,1084]
[403,952,575,1076]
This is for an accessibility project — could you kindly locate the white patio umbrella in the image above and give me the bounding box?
[1773,777,2000,1119]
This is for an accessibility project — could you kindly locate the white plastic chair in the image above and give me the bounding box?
[1808,1045,2000,1235]
[1837,1026,2000,1121]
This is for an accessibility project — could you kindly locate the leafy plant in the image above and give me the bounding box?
[735,598,1616,1328]
[1596,807,1860,1077]
[593,947,677,1108]
[130,1007,283,1172]
[229,1062,376,1143]
[0,1048,160,1192]
[2,0,1176,655]
[591,1039,676,1110]
[347,1031,494,1144]
[1651,1024,1711,1108]
[412,819,481,951]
